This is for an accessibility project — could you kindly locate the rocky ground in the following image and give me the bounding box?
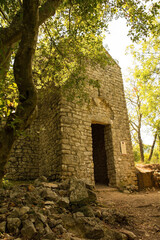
[0,177,160,240]
[96,185,160,240]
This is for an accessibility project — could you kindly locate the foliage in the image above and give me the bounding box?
[1,176,13,189]
[33,6,112,101]
[133,142,160,163]
[126,18,160,162]
[0,0,159,119]
[0,60,18,119]
[128,29,160,132]
[133,144,141,162]
[0,0,21,27]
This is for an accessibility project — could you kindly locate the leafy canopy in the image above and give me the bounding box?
[0,0,160,118]
[128,22,160,132]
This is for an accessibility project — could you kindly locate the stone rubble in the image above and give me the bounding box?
[0,177,136,240]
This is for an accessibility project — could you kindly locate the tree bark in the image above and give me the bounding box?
[148,132,157,162]
[0,44,15,87]
[138,113,144,162]
[138,130,144,162]
[0,0,39,186]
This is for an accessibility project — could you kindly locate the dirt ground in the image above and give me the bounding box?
[96,185,160,240]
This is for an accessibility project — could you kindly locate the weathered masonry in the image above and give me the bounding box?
[7,59,137,188]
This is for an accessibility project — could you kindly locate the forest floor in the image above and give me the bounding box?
[96,185,160,240]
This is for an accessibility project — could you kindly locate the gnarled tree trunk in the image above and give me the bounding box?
[0,0,63,187]
[0,0,39,186]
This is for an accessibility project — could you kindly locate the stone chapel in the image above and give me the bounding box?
[7,55,137,188]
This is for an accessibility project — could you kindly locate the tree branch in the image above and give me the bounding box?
[12,0,39,131]
[126,96,137,106]
[0,0,62,48]
[130,120,138,131]
[0,7,10,24]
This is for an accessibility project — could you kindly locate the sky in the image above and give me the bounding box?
[103,18,153,145]
[103,18,133,79]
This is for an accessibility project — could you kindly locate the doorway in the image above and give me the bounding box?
[91,124,109,185]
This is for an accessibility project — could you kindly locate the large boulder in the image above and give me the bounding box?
[75,217,105,239]
[69,178,97,207]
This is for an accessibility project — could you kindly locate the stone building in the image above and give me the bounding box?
[7,57,137,188]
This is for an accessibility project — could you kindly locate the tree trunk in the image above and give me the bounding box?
[0,0,62,89]
[0,0,39,186]
[0,44,15,106]
[138,131,144,162]
[148,132,157,162]
[137,113,144,162]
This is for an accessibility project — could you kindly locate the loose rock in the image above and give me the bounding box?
[7,217,21,234]
[21,220,37,240]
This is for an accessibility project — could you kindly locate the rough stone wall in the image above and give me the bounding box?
[7,120,40,180]
[59,63,137,187]
[6,59,137,188]
[60,100,94,185]
[7,87,62,181]
[92,63,137,187]
[38,88,62,180]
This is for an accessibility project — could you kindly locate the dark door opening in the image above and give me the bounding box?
[91,124,109,185]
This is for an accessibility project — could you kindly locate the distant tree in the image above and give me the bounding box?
[126,80,145,162]
[126,20,160,162]
[0,0,159,185]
